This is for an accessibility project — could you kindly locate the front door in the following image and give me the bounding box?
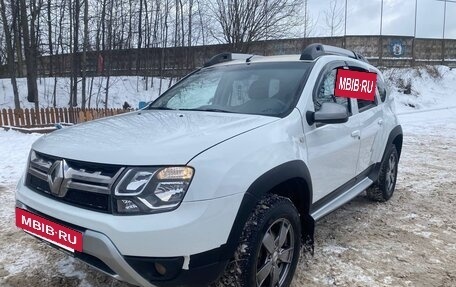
[305,64,361,203]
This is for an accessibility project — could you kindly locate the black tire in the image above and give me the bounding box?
[214,194,301,287]
[367,145,399,202]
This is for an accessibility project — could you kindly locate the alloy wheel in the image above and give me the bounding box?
[385,153,397,194]
[256,218,295,287]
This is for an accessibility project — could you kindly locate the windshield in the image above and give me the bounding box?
[149,62,311,117]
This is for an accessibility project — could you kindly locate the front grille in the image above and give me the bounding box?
[28,172,51,193]
[65,189,110,212]
[26,151,124,213]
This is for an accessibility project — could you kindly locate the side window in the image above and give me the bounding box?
[377,78,387,102]
[315,68,349,112]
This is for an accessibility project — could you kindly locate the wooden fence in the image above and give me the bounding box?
[0,108,129,128]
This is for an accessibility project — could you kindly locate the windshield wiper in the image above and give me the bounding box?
[179,108,234,113]
[147,106,176,111]
[147,107,234,113]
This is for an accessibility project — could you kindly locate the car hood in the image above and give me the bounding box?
[32,110,278,165]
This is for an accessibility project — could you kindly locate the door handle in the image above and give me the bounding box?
[351,130,361,139]
[378,119,384,126]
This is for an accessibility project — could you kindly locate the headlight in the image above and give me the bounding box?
[114,167,194,214]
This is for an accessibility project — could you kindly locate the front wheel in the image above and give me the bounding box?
[215,195,301,287]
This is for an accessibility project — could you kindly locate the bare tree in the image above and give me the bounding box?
[68,0,80,107]
[18,0,40,109]
[0,0,20,109]
[104,0,114,109]
[208,0,301,52]
[303,0,316,38]
[187,0,194,47]
[324,0,344,37]
[0,0,313,110]
[12,0,23,78]
[195,0,209,46]
[46,0,53,78]
[81,0,88,108]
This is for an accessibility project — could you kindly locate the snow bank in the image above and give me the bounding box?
[383,65,456,114]
[0,131,42,186]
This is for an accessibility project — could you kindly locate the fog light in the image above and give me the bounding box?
[154,263,167,276]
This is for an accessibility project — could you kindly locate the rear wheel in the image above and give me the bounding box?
[214,195,301,287]
[367,145,399,202]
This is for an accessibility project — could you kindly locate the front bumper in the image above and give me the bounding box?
[15,179,243,286]
[17,201,227,287]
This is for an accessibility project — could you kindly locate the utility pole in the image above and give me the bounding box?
[304,0,308,38]
[380,0,383,36]
[413,0,418,38]
[379,0,384,66]
[344,0,348,48]
[436,0,456,64]
[412,0,418,65]
[442,0,447,64]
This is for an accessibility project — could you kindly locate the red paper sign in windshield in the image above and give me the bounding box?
[335,69,377,101]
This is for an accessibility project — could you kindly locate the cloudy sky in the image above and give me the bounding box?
[307,0,456,39]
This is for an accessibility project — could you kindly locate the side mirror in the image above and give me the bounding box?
[307,102,349,125]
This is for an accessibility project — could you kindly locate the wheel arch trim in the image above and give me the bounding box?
[219,160,314,261]
[383,125,403,161]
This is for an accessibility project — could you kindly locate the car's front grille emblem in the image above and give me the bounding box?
[47,160,68,197]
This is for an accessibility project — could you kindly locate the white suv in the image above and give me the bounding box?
[15,44,403,287]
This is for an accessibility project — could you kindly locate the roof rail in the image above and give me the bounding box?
[204,52,260,67]
[300,43,368,63]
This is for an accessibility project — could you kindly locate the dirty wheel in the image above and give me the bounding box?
[367,145,399,202]
[215,194,301,287]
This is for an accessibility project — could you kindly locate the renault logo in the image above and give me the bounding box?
[47,160,69,197]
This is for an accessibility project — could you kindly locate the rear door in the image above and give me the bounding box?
[305,62,361,202]
[345,62,384,174]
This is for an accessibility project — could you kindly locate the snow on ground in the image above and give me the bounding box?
[292,107,456,287]
[384,65,456,113]
[0,132,41,187]
[0,76,171,109]
[0,66,455,286]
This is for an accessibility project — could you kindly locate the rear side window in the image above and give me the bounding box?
[355,70,378,112]
[357,98,376,112]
